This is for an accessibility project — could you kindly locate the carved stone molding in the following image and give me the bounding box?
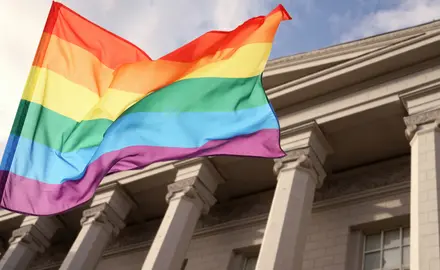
[173,158,225,189]
[8,225,47,253]
[80,203,126,236]
[404,108,440,140]
[273,147,326,187]
[6,216,62,255]
[316,156,410,202]
[273,148,311,173]
[92,183,136,223]
[166,177,217,215]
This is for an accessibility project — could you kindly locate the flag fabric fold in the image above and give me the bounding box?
[0,1,290,215]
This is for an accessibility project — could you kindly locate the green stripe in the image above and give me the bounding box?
[123,75,267,114]
[12,75,268,152]
[11,100,112,153]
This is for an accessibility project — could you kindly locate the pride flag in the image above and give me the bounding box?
[0,2,289,215]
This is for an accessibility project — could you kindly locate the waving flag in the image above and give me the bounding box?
[0,1,290,215]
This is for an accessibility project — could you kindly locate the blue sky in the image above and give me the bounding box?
[0,0,439,155]
[273,0,440,58]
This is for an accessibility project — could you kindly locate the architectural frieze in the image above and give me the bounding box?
[315,156,410,201]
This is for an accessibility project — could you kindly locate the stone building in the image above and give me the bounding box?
[0,19,439,270]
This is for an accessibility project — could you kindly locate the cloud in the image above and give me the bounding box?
[0,1,53,157]
[67,0,270,58]
[335,0,440,42]
[0,0,275,157]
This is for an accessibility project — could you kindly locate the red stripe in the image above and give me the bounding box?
[43,2,151,69]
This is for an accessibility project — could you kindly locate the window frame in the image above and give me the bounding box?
[241,255,258,270]
[227,245,260,270]
[361,226,410,270]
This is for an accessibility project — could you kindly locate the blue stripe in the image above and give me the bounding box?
[1,105,279,184]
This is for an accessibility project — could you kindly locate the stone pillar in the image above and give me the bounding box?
[60,184,135,270]
[255,122,332,270]
[141,158,224,270]
[0,216,62,270]
[0,238,6,259]
[402,87,440,270]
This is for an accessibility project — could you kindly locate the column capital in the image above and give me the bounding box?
[274,147,326,187]
[276,122,332,187]
[403,108,440,141]
[168,158,224,214]
[93,183,136,218]
[9,216,62,253]
[82,184,135,235]
[80,203,125,236]
[166,177,217,214]
[400,86,440,140]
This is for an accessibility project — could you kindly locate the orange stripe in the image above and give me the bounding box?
[32,3,290,96]
[33,33,113,96]
[31,34,264,96]
[110,5,290,93]
[110,43,271,94]
[43,2,150,70]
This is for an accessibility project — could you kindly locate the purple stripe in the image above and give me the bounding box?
[0,129,283,215]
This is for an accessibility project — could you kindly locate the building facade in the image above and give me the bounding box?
[0,20,439,270]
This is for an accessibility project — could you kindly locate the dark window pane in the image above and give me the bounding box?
[364,252,381,270]
[403,246,410,266]
[366,234,381,251]
[244,257,257,270]
[383,248,400,268]
[403,228,410,246]
[384,229,400,249]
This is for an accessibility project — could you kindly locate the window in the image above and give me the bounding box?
[227,245,260,270]
[363,227,410,270]
[242,256,258,270]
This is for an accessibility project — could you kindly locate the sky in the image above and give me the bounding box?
[0,0,440,158]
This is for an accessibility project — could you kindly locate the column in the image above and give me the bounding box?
[141,158,224,270]
[0,238,5,259]
[0,216,62,270]
[402,88,440,270]
[255,122,332,270]
[60,184,135,270]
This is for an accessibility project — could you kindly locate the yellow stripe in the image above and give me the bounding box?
[180,43,271,80]
[22,43,271,121]
[89,87,143,120]
[109,42,272,94]
[35,33,115,96]
[22,67,142,121]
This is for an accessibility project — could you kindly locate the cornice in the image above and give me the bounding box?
[266,19,440,71]
[266,29,440,100]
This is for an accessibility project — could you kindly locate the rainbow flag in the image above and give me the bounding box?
[0,2,289,215]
